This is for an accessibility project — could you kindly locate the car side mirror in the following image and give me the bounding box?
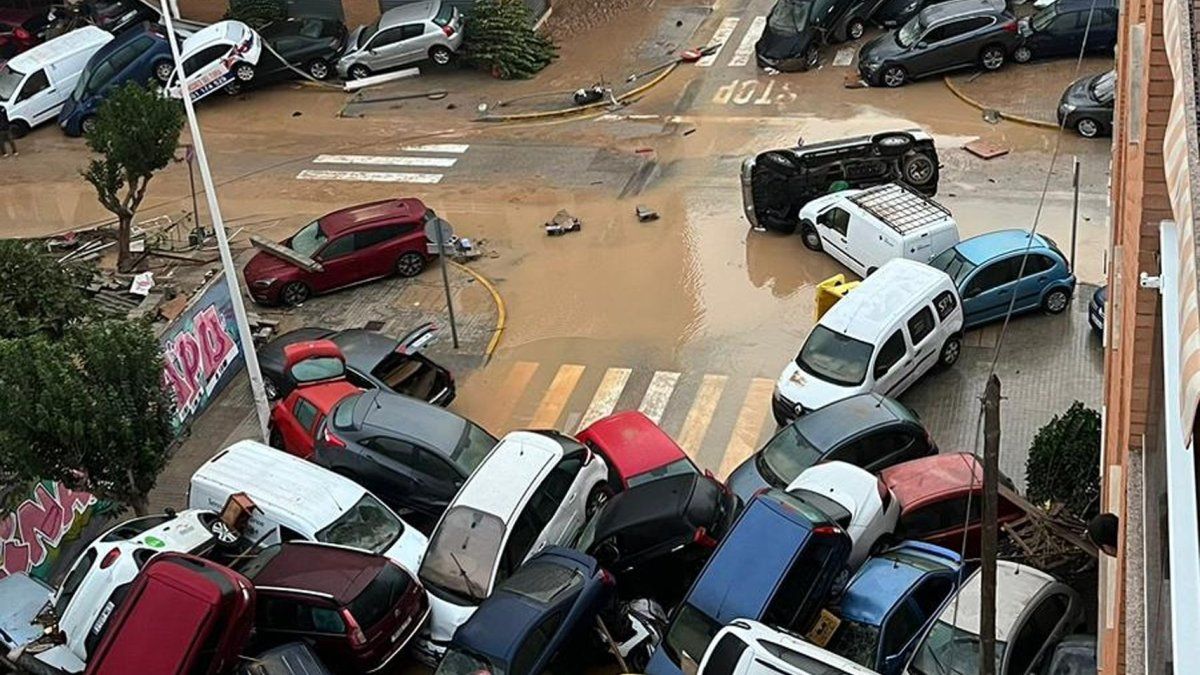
[917,41,928,49]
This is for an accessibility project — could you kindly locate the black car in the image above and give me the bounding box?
[742,129,939,233]
[88,0,160,35]
[756,0,884,71]
[1012,0,1118,64]
[575,473,741,601]
[728,392,935,502]
[1057,70,1115,138]
[1088,284,1107,332]
[257,17,348,81]
[872,0,947,28]
[857,0,1019,87]
[257,323,455,406]
[314,388,497,523]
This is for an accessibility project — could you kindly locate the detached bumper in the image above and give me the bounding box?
[741,157,762,231]
[772,390,802,427]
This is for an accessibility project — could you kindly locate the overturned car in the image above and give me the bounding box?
[741,129,940,233]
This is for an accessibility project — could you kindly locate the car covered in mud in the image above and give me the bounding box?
[741,129,940,233]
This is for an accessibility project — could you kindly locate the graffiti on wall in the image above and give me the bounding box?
[160,273,245,432]
[0,481,113,582]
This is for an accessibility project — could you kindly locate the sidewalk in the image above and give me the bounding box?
[945,56,1112,126]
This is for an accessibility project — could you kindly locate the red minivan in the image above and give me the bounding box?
[85,552,255,675]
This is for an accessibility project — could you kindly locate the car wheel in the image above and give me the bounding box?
[348,63,371,80]
[280,281,310,306]
[1043,287,1070,314]
[802,45,821,71]
[759,150,800,174]
[845,18,866,41]
[307,58,330,80]
[263,377,279,400]
[881,64,907,87]
[979,45,1005,71]
[902,150,937,186]
[586,483,612,519]
[938,334,962,368]
[800,220,823,250]
[429,45,453,66]
[234,62,256,82]
[10,120,29,139]
[224,80,243,96]
[80,115,96,136]
[1076,117,1101,138]
[268,427,284,449]
[866,266,878,276]
[395,252,426,278]
[1012,45,1033,64]
[154,60,174,83]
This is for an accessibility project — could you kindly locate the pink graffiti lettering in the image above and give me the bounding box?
[161,303,237,422]
[195,307,236,380]
[0,483,96,578]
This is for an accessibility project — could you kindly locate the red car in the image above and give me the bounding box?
[0,9,47,59]
[881,452,1023,557]
[577,411,702,491]
[242,541,429,672]
[269,339,361,460]
[85,553,255,675]
[243,199,435,307]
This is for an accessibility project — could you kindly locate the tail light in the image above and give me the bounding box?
[813,525,840,536]
[14,28,29,40]
[1001,20,1018,32]
[341,608,367,647]
[322,425,347,449]
[693,527,718,548]
[100,548,121,569]
[442,24,455,37]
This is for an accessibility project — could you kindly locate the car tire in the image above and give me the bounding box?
[306,58,331,80]
[586,483,612,519]
[224,80,243,96]
[263,377,279,401]
[759,150,801,174]
[234,62,256,82]
[395,252,426,278]
[979,45,1005,71]
[1012,45,1033,64]
[10,120,29,139]
[938,334,962,369]
[881,64,907,87]
[845,18,866,41]
[873,131,914,155]
[280,281,310,306]
[1042,287,1071,314]
[268,427,284,450]
[153,59,174,83]
[866,266,878,276]
[800,220,823,250]
[429,45,453,66]
[902,150,937,187]
[348,63,371,81]
[1076,117,1102,138]
[80,115,96,136]
[802,45,821,71]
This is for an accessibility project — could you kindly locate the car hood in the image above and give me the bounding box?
[756,23,818,59]
[859,32,907,62]
[1061,74,1101,108]
[425,592,478,643]
[243,248,300,281]
[776,361,859,413]
[874,0,917,21]
[726,456,773,503]
[343,25,365,56]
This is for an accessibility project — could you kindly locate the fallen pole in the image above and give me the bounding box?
[343,67,421,92]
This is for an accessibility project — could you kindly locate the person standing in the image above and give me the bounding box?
[0,106,17,157]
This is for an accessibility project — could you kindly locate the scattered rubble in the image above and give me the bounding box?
[545,210,583,236]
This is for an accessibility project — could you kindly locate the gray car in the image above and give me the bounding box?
[337,0,463,80]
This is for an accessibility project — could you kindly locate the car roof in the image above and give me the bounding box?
[297,379,361,415]
[820,259,952,343]
[921,0,1006,21]
[92,21,165,58]
[381,0,439,25]
[839,544,958,625]
[5,26,112,72]
[591,473,709,543]
[319,198,426,237]
[182,19,251,52]
[940,561,1059,640]
[881,452,982,508]
[788,461,879,512]
[791,393,903,451]
[450,431,565,520]
[1045,0,1117,10]
[357,390,469,451]
[248,542,388,604]
[577,410,687,479]
[953,229,1051,265]
[93,509,219,554]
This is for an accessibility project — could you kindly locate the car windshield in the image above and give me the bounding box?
[767,0,813,33]
[627,458,697,488]
[929,248,977,286]
[503,560,583,603]
[1031,6,1057,31]
[1090,70,1116,103]
[332,393,361,430]
[289,219,328,256]
[433,1,455,26]
[909,620,1006,675]
[349,562,412,628]
[792,489,852,528]
[436,649,505,675]
[290,356,345,383]
[453,422,497,474]
[419,506,505,604]
[575,512,601,551]
[796,325,873,387]
[758,425,824,486]
[237,543,284,579]
[663,603,722,668]
[896,15,924,47]
[0,64,25,100]
[315,493,403,554]
[826,619,881,668]
[358,18,379,48]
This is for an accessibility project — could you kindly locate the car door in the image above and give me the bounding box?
[900,495,980,551]
[409,446,465,515]
[856,427,927,471]
[880,574,956,672]
[541,453,587,545]
[395,22,430,63]
[893,304,940,392]
[1040,10,1084,57]
[1004,592,1071,675]
[257,595,347,656]
[311,232,372,292]
[354,223,406,278]
[908,20,960,76]
[512,610,566,675]
[1011,253,1058,311]
[358,436,423,509]
[815,205,863,275]
[364,27,409,69]
[14,67,56,125]
[870,330,910,398]
[960,257,1021,325]
[276,394,321,457]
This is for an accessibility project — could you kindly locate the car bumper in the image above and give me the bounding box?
[367,605,431,673]
[756,52,808,72]
[772,390,803,426]
[1088,302,1104,332]
[412,635,450,667]
[740,157,763,231]
[858,61,882,83]
[246,281,281,305]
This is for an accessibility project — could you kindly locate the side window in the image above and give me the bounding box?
[1051,12,1078,31]
[259,597,344,634]
[292,397,319,432]
[1006,593,1069,675]
[874,430,917,458]
[413,448,460,482]
[901,496,979,536]
[1019,254,1056,276]
[317,234,356,260]
[763,534,842,633]
[355,224,404,249]
[819,207,850,237]
[111,37,152,73]
[366,436,416,464]
[961,16,994,32]
[16,69,49,102]
[911,576,955,617]
[279,525,307,542]
[85,61,118,93]
[399,23,425,39]
[964,259,1019,297]
[501,509,544,579]
[368,28,406,48]
[55,549,98,615]
[183,45,229,75]
[922,22,956,42]
[934,290,958,320]
[512,611,564,675]
[874,331,907,377]
[906,307,936,345]
[882,600,926,657]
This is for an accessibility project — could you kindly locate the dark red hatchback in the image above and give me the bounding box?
[240,541,429,673]
[244,199,435,306]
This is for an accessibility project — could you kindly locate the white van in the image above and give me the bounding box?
[774,258,964,425]
[0,26,113,134]
[187,439,427,573]
[798,183,960,278]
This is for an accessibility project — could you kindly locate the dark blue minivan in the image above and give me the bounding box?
[59,23,175,136]
[644,489,851,675]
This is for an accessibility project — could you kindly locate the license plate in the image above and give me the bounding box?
[391,617,412,643]
[91,602,114,634]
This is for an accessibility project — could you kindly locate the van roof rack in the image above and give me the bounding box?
[847,183,951,235]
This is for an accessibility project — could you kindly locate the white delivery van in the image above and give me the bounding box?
[0,26,113,134]
[774,258,964,424]
[187,439,428,573]
[798,183,960,278]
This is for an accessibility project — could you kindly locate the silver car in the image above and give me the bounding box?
[337,0,463,80]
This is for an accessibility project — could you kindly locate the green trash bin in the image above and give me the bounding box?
[828,180,851,193]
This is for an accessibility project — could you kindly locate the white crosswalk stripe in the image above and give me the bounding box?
[727,15,766,67]
[296,169,444,184]
[638,371,681,424]
[313,154,459,167]
[297,145,468,184]
[577,368,632,432]
[698,17,740,66]
[401,143,470,154]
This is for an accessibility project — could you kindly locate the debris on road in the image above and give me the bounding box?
[832,48,855,67]
[636,205,660,222]
[573,86,609,105]
[545,210,582,236]
[843,74,867,89]
[964,138,1011,159]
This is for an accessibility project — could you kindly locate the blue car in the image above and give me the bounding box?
[59,23,175,136]
[435,546,612,675]
[645,489,851,675]
[929,230,1076,328]
[825,541,966,675]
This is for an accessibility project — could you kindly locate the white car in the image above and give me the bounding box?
[415,430,610,664]
[699,619,880,675]
[787,461,900,573]
[165,19,261,102]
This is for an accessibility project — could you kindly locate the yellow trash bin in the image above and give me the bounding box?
[815,274,861,320]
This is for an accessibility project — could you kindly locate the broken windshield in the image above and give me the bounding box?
[767,0,813,33]
[289,220,327,257]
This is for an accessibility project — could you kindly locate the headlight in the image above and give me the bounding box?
[252,278,277,288]
[1060,103,1076,115]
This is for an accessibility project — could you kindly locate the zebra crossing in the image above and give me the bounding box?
[295,143,470,184]
[697,15,768,69]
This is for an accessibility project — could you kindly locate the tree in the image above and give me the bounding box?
[1025,402,1102,521]
[0,320,174,515]
[465,0,557,79]
[224,0,285,29]
[0,241,92,339]
[81,82,184,272]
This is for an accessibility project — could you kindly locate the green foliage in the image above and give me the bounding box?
[1025,402,1102,520]
[0,241,92,339]
[224,0,285,29]
[465,0,557,79]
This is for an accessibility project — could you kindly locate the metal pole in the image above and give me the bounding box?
[434,221,460,349]
[186,148,201,243]
[158,1,271,442]
[980,374,1001,675]
[1070,157,1080,271]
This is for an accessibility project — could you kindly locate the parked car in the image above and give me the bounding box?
[240,541,428,672]
[787,461,901,571]
[880,452,1022,556]
[243,199,437,307]
[267,339,362,459]
[1058,70,1115,138]
[755,0,825,71]
[576,410,701,491]
[436,547,614,675]
[188,440,429,575]
[644,489,852,675]
[315,388,497,521]
[742,129,940,234]
[857,0,1020,87]
[58,23,176,136]
[257,16,347,81]
[1041,635,1097,675]
[0,9,50,59]
[908,562,1082,675]
[927,229,1076,328]
[257,323,454,404]
[731,392,935,500]
[825,542,964,674]
[796,182,960,278]
[165,20,262,102]
[1089,284,1107,333]
[88,0,163,35]
[1012,0,1118,64]
[773,259,964,423]
[337,0,463,80]
[699,619,880,675]
[84,553,255,675]
[416,430,610,664]
[236,642,333,675]
[872,0,945,28]
[575,472,741,599]
[0,26,113,136]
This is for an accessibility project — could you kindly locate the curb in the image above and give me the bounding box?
[943,75,1060,130]
[478,62,680,123]
[449,260,506,363]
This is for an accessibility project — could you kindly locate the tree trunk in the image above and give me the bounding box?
[117,213,133,272]
[128,494,149,516]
